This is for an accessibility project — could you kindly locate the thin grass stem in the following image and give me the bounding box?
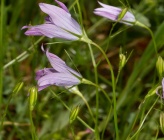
[3,36,44,69]
[128,97,158,140]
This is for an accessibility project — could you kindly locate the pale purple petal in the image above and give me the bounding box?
[36,68,56,80]
[94,1,136,25]
[37,73,81,87]
[54,0,69,13]
[39,3,82,35]
[98,1,122,12]
[22,1,82,40]
[36,46,82,91]
[38,85,51,91]
[45,49,82,77]
[23,24,78,40]
[94,9,119,21]
[45,49,68,73]
[122,12,136,23]
[66,66,82,78]
[162,78,164,97]
[156,79,164,98]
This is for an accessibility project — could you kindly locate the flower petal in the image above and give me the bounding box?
[39,3,82,35]
[23,24,78,40]
[45,49,82,78]
[37,73,81,88]
[45,49,68,73]
[38,85,51,91]
[54,0,69,13]
[162,78,164,97]
[94,8,119,21]
[36,68,56,80]
[98,1,121,12]
[94,1,136,25]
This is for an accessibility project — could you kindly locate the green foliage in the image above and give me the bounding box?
[1,0,164,139]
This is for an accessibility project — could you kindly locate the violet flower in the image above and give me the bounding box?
[94,1,136,25]
[22,0,82,40]
[156,78,164,98]
[36,46,82,91]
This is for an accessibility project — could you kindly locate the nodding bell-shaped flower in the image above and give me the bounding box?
[22,0,82,40]
[94,1,136,25]
[36,46,82,91]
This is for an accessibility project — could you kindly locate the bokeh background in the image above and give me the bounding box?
[1,0,164,139]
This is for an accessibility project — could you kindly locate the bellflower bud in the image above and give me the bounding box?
[12,82,24,96]
[156,56,164,78]
[69,105,80,124]
[28,87,38,111]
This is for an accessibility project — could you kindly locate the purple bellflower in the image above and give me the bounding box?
[156,78,164,98]
[94,1,136,25]
[22,0,82,40]
[36,46,82,91]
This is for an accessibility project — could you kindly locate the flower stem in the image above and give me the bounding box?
[72,89,96,124]
[135,21,158,55]
[82,79,112,104]
[50,89,95,132]
[70,125,75,140]
[80,35,118,139]
[0,94,12,132]
[90,41,119,140]
[127,97,158,140]
[87,41,100,140]
[29,109,38,140]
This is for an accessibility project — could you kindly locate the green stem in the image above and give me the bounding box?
[3,36,44,69]
[87,41,99,139]
[75,0,83,31]
[0,94,12,132]
[101,107,113,139]
[89,41,119,140]
[29,109,38,140]
[127,97,158,140]
[74,89,96,124]
[29,110,35,140]
[70,125,75,140]
[82,79,112,104]
[135,21,158,55]
[50,89,95,132]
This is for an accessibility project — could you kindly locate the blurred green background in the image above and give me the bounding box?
[1,0,164,139]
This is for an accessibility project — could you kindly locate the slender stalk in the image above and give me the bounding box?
[75,0,100,137]
[29,110,35,140]
[70,125,75,140]
[101,107,113,139]
[81,39,118,138]
[135,21,158,55]
[73,89,96,123]
[87,42,99,139]
[82,79,112,104]
[127,97,158,140]
[89,41,119,140]
[29,110,38,140]
[75,0,83,30]
[50,89,95,132]
[0,94,12,132]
